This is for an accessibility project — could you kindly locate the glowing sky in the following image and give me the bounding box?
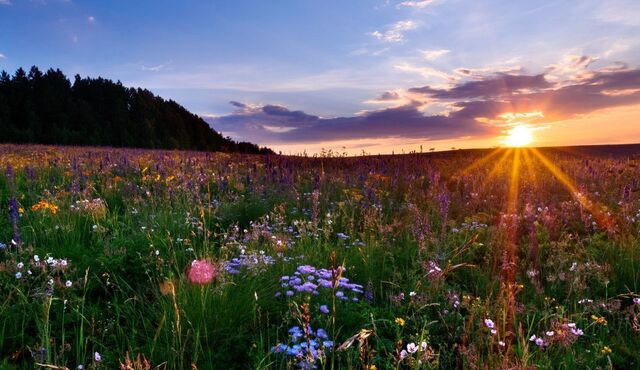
[1,0,640,154]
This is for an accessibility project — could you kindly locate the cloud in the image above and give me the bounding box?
[409,73,551,99]
[0,53,6,59]
[0,0,11,5]
[411,67,640,123]
[595,0,640,27]
[141,64,168,72]
[395,62,458,82]
[206,100,497,144]
[207,62,640,146]
[87,15,95,23]
[397,0,436,9]
[421,49,450,60]
[370,20,417,43]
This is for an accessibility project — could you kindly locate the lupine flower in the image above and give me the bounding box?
[187,260,218,285]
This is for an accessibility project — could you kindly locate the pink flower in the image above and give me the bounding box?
[187,260,218,285]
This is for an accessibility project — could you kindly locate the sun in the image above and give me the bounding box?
[504,125,534,147]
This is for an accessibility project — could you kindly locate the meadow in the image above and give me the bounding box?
[1,143,639,369]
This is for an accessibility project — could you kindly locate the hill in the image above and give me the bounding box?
[0,66,272,154]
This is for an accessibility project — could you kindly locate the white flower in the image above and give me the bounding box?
[571,328,584,336]
[17,262,24,269]
[498,341,506,347]
[529,334,537,342]
[409,291,417,297]
[406,342,418,353]
[65,280,73,288]
[420,341,428,351]
[15,272,22,279]
[94,352,101,362]
[491,329,497,335]
[34,255,40,262]
[546,331,555,337]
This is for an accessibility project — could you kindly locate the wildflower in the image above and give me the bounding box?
[535,338,544,347]
[94,352,102,362]
[17,262,24,269]
[491,329,497,335]
[529,335,537,342]
[409,291,417,297]
[601,346,612,354]
[65,280,73,288]
[34,255,40,262]
[591,315,608,326]
[319,305,330,314]
[633,297,640,305]
[498,341,506,347]
[420,341,428,351]
[395,317,406,326]
[400,349,408,360]
[15,272,22,279]
[484,318,495,329]
[186,260,218,285]
[546,331,555,337]
[407,342,418,353]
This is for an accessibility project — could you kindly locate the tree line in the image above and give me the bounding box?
[0,66,273,154]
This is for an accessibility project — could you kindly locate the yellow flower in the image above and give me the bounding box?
[395,317,406,327]
[591,315,608,326]
[367,366,377,370]
[601,346,612,355]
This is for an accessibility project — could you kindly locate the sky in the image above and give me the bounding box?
[1,0,640,154]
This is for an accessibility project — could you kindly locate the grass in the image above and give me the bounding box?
[0,144,639,369]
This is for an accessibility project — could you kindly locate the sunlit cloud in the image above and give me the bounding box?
[395,62,458,82]
[397,0,436,9]
[370,20,418,43]
[421,49,450,60]
[206,58,640,151]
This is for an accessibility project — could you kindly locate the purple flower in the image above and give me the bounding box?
[319,305,330,314]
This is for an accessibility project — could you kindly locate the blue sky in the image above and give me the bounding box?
[1,0,640,154]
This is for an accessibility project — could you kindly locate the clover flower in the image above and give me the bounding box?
[187,259,218,285]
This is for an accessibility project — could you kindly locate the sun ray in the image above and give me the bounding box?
[529,148,617,232]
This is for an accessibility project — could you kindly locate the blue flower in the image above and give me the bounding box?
[319,305,330,314]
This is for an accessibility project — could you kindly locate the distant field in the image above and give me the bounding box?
[1,144,639,369]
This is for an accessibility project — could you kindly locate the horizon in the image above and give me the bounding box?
[1,0,640,154]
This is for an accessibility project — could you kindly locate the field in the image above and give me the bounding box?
[1,143,640,369]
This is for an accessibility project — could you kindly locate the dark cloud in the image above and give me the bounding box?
[207,66,640,144]
[208,103,496,143]
[409,73,551,99]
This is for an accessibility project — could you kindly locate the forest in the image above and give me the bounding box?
[0,66,272,154]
